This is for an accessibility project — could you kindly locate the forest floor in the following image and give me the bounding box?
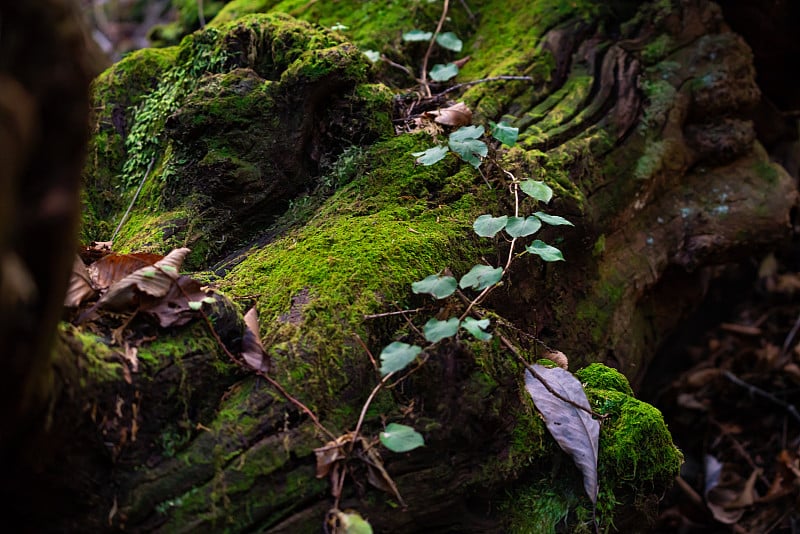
[644,245,800,533]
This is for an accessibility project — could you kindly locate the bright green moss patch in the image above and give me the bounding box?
[575,363,634,397]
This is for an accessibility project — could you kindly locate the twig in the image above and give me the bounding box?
[438,75,534,97]
[111,156,155,242]
[380,54,414,78]
[420,0,450,98]
[722,370,800,425]
[364,307,425,319]
[196,0,206,29]
[458,0,476,21]
[502,335,606,420]
[352,372,395,447]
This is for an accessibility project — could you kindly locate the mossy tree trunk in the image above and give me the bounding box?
[3,0,798,532]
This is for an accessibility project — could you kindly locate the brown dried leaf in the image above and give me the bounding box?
[543,350,569,369]
[89,252,163,290]
[97,248,190,312]
[141,276,206,328]
[65,254,97,307]
[361,444,406,507]
[314,434,352,478]
[242,307,269,373]
[426,101,472,127]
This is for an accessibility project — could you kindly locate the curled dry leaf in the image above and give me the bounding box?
[425,101,472,127]
[97,248,190,312]
[141,276,207,328]
[703,455,759,524]
[315,433,352,478]
[65,254,96,307]
[543,350,569,370]
[241,307,269,373]
[89,252,164,290]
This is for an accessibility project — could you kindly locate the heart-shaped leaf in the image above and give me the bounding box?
[402,29,432,42]
[380,423,425,453]
[411,273,457,299]
[534,211,574,226]
[423,317,460,343]
[505,216,543,238]
[430,62,459,82]
[412,145,449,166]
[448,125,487,168]
[435,32,463,52]
[473,214,508,237]
[490,121,519,146]
[379,342,422,375]
[459,264,503,290]
[520,180,553,203]
[461,316,492,341]
[526,240,565,262]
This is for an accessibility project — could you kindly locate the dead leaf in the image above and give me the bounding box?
[242,307,269,373]
[97,248,190,312]
[543,350,569,369]
[525,365,599,504]
[65,254,97,307]
[314,434,351,479]
[704,455,751,524]
[89,252,164,290]
[425,101,472,127]
[140,276,207,328]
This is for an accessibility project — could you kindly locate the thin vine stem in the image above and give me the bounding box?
[420,0,450,98]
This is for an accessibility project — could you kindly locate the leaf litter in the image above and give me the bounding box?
[649,253,800,533]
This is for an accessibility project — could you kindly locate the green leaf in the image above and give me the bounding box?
[379,342,422,375]
[448,125,487,168]
[430,62,459,82]
[449,125,484,141]
[330,22,348,31]
[520,180,553,203]
[188,301,203,311]
[435,32,463,52]
[526,240,565,262]
[411,273,457,299]
[363,50,381,63]
[473,214,508,237]
[505,216,542,238]
[335,511,373,534]
[423,317,460,343]
[202,296,216,304]
[462,316,492,341]
[459,264,504,290]
[380,423,425,452]
[534,211,574,226]
[412,145,449,166]
[490,121,519,146]
[402,29,432,41]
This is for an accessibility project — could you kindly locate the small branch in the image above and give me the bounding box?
[722,370,800,425]
[111,156,155,242]
[502,335,606,420]
[364,307,425,319]
[352,372,395,447]
[353,333,379,373]
[380,54,414,78]
[420,0,450,98]
[438,75,534,97]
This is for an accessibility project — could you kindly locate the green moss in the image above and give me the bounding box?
[219,133,489,414]
[575,363,634,397]
[641,34,672,65]
[753,159,779,184]
[59,323,124,386]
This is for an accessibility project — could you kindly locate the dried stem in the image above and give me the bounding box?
[420,0,450,98]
